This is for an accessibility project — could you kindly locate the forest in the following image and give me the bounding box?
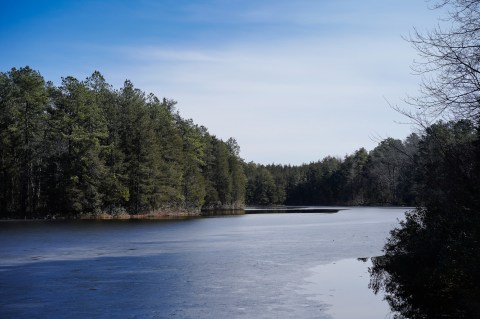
[2,66,474,219]
[1,66,479,219]
[0,68,246,218]
[1,65,479,222]
[245,121,477,207]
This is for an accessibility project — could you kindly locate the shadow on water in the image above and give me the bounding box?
[368,208,480,319]
[200,206,343,216]
[244,206,342,214]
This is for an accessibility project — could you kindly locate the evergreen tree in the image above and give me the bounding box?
[177,118,207,209]
[339,148,368,204]
[226,138,246,208]
[86,71,129,214]
[46,76,107,215]
[118,80,159,214]
[147,96,184,208]
[212,138,232,205]
[0,67,47,217]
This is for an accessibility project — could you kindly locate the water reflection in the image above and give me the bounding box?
[369,208,480,319]
[244,206,342,214]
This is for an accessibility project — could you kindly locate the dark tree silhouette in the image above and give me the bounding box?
[370,1,480,317]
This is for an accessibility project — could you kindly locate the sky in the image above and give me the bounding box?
[0,0,441,165]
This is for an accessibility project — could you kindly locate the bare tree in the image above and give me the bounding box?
[402,0,480,126]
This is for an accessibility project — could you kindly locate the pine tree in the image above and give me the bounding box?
[147,96,184,208]
[118,81,160,214]
[0,67,47,217]
[177,118,207,210]
[46,76,107,215]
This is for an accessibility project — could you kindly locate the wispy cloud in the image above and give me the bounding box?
[0,0,438,164]
[112,31,421,164]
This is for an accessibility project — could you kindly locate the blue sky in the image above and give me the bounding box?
[0,0,440,164]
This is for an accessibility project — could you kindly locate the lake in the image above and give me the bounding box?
[0,207,408,319]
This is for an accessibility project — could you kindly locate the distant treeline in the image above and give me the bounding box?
[1,67,477,218]
[0,67,246,218]
[244,121,477,208]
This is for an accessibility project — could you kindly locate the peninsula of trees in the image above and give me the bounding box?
[0,68,246,218]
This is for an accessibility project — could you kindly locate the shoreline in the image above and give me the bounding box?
[0,206,412,221]
[0,209,246,221]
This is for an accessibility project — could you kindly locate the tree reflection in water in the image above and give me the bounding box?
[369,207,480,318]
[369,123,480,319]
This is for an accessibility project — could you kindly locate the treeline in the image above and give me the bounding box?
[245,120,476,207]
[0,67,246,218]
[1,66,476,219]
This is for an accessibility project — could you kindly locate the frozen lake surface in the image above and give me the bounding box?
[0,207,408,318]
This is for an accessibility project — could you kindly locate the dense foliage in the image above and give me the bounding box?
[369,121,480,318]
[0,67,246,218]
[245,134,420,207]
[369,0,480,318]
[2,66,463,219]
